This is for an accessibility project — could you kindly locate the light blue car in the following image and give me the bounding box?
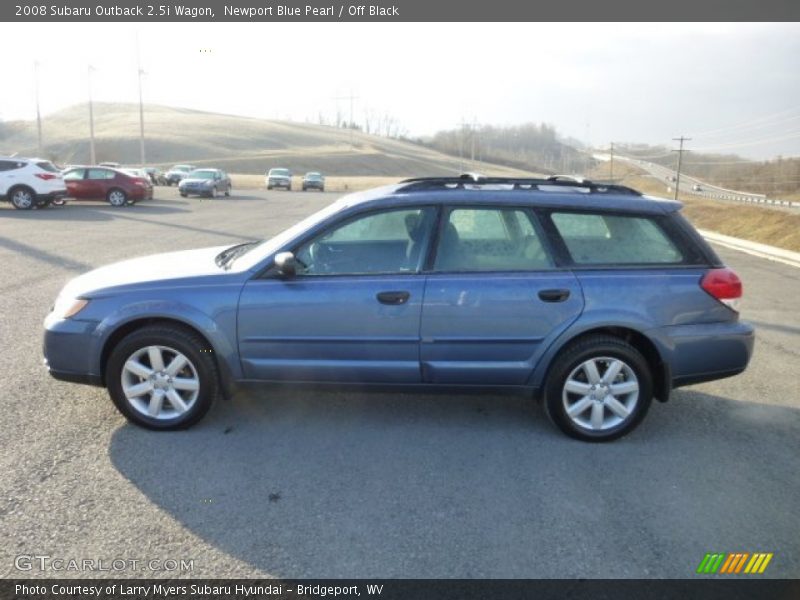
[43,176,754,441]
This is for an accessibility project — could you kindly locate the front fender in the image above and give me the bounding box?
[88,297,242,384]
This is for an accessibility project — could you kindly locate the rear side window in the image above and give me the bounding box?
[35,161,59,173]
[87,169,115,180]
[434,207,553,272]
[551,212,683,265]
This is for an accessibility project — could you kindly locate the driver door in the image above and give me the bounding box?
[237,206,436,383]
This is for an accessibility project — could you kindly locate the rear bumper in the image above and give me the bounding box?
[656,320,755,388]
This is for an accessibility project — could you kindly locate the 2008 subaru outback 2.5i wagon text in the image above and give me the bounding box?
[43,176,754,441]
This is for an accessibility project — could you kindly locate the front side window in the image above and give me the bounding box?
[434,207,552,272]
[295,207,435,276]
[0,160,23,172]
[551,212,683,264]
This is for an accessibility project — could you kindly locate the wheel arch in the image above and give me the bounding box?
[533,325,671,403]
[99,317,236,399]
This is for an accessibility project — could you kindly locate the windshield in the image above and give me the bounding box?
[188,170,216,179]
[230,200,346,271]
[270,169,290,177]
[305,173,322,180]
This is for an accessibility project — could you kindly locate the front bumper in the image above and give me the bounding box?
[43,316,104,387]
[180,184,214,195]
[268,179,291,188]
[37,190,68,203]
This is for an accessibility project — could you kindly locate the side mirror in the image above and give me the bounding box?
[274,251,297,277]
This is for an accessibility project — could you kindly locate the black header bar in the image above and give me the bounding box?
[4,0,800,22]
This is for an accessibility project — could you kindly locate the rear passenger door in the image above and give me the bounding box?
[420,206,584,385]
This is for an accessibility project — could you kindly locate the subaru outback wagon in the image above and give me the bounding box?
[43,176,753,441]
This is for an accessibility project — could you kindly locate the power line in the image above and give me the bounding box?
[690,106,800,138]
[693,130,800,151]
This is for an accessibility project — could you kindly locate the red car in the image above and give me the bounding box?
[63,167,153,206]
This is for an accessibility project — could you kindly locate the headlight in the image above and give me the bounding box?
[52,296,89,319]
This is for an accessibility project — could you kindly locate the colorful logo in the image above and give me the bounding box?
[697,552,773,574]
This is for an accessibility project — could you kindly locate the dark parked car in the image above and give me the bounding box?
[165,165,196,186]
[145,167,168,186]
[63,167,153,206]
[302,172,325,192]
[178,168,231,198]
[43,176,753,441]
[266,168,292,191]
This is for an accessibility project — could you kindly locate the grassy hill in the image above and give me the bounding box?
[0,103,539,177]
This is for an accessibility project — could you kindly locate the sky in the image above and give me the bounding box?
[1,22,798,159]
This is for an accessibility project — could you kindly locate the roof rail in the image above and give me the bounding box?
[398,174,642,196]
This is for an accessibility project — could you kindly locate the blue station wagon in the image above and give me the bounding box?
[43,176,754,441]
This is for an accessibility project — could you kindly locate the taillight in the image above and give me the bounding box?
[35,173,58,180]
[701,267,742,311]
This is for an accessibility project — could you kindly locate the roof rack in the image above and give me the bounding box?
[398,173,642,196]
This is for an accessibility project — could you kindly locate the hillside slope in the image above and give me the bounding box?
[1,103,538,177]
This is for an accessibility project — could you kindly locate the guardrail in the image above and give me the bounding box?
[691,190,799,208]
[616,155,798,209]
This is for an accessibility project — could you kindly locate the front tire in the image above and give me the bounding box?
[106,325,219,430]
[543,335,653,442]
[9,186,36,210]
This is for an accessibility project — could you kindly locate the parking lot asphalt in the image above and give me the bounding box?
[1,187,798,578]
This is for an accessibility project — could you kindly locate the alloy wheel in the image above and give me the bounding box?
[561,356,639,432]
[121,345,200,420]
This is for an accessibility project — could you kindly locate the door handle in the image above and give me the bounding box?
[377,291,410,305]
[538,289,570,303]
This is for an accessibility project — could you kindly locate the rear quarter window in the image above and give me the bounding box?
[551,212,684,265]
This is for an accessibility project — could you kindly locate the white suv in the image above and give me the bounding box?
[0,157,67,209]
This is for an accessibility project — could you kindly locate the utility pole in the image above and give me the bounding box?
[470,117,476,164]
[34,60,43,157]
[672,136,691,201]
[458,118,465,172]
[136,33,146,167]
[333,88,359,148]
[609,142,614,182]
[88,65,96,165]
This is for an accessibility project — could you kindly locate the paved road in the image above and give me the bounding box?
[1,188,798,578]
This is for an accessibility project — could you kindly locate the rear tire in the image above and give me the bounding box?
[106,325,219,430]
[9,186,36,210]
[107,188,128,207]
[543,335,653,442]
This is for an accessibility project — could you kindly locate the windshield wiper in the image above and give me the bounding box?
[215,241,260,269]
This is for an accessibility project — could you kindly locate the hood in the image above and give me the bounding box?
[269,174,290,179]
[180,178,214,185]
[61,245,230,298]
